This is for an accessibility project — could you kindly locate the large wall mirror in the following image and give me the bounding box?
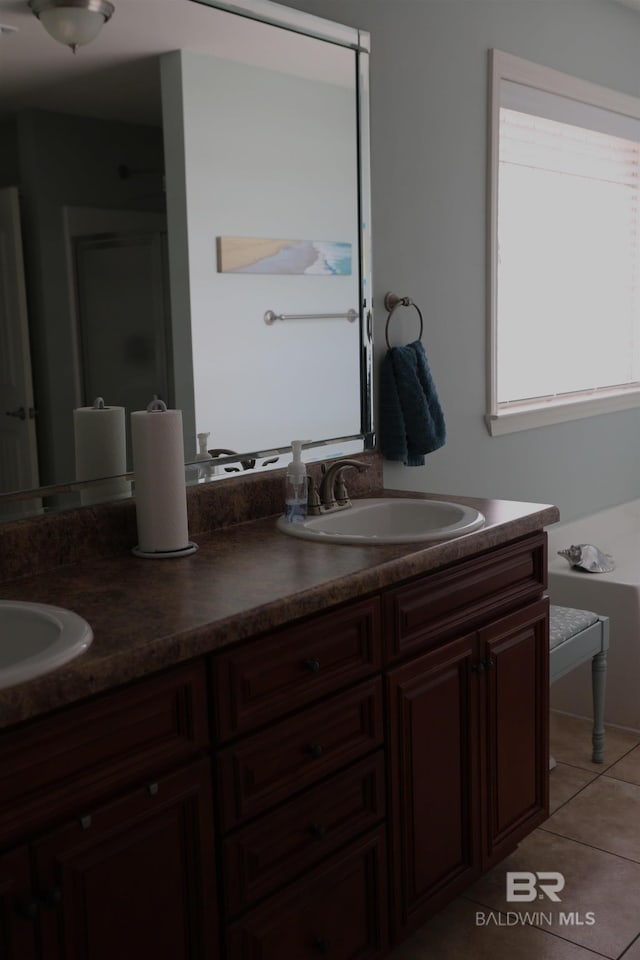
[0,0,373,519]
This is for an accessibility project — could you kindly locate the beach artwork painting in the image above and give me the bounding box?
[217,236,352,276]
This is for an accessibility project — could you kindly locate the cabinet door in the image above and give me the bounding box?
[480,598,549,868]
[0,846,37,960]
[33,759,218,960]
[387,634,481,942]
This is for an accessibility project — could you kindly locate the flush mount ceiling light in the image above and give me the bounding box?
[28,0,114,54]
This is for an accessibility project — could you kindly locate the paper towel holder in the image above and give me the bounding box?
[131,396,198,559]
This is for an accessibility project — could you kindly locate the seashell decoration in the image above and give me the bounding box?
[557,544,615,573]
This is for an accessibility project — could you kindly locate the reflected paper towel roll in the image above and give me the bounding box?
[73,398,130,506]
[131,399,196,557]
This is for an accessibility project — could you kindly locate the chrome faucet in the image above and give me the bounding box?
[316,459,370,512]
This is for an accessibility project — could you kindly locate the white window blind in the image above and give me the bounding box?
[487,50,640,435]
[497,107,640,405]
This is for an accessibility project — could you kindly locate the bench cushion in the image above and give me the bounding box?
[550,604,599,650]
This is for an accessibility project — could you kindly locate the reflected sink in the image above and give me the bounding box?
[0,601,93,689]
[277,497,485,545]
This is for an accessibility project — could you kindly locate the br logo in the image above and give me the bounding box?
[506,872,565,902]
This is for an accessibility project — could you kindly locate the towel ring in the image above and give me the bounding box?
[384,292,424,349]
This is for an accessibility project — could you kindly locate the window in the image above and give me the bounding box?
[487,50,640,435]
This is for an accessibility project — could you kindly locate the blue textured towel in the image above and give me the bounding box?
[379,340,446,466]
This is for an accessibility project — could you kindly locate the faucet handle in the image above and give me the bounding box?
[307,476,322,515]
[335,473,350,507]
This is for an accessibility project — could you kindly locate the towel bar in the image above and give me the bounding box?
[264,309,358,325]
[384,291,424,348]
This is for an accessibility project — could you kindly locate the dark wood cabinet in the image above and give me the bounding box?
[479,600,549,866]
[0,662,217,960]
[387,632,481,939]
[0,530,550,960]
[227,829,388,960]
[0,846,37,960]
[33,760,217,960]
[387,597,549,941]
[222,752,386,917]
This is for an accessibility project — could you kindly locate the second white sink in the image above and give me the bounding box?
[0,601,93,689]
[277,497,485,545]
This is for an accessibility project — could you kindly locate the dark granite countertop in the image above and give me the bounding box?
[0,491,559,729]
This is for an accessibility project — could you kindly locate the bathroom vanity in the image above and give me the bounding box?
[0,481,557,959]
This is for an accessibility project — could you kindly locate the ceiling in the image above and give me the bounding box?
[0,0,249,124]
[0,0,350,125]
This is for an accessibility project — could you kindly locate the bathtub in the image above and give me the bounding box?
[546,499,640,732]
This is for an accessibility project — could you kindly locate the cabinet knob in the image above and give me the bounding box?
[304,658,321,674]
[15,896,39,922]
[484,657,494,670]
[306,743,324,759]
[39,887,63,910]
[309,822,328,839]
[314,937,331,955]
[471,661,485,673]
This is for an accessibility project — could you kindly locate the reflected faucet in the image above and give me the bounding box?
[317,459,370,512]
[208,448,256,472]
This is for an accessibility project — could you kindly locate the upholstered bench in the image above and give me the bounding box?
[550,604,610,764]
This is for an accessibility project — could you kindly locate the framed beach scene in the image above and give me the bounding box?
[217,236,352,276]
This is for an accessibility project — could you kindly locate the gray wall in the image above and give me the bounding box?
[280,0,640,523]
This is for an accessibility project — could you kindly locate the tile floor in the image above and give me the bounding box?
[387,711,640,960]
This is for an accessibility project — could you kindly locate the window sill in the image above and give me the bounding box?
[486,389,640,436]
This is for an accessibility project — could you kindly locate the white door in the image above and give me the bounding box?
[0,186,39,495]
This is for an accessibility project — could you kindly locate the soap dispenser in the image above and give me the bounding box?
[194,432,213,480]
[284,440,308,523]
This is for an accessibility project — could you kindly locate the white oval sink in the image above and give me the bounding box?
[0,601,93,689]
[277,497,485,545]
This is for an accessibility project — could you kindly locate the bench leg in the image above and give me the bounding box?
[591,650,607,763]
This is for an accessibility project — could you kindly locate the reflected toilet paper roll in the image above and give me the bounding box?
[73,399,130,507]
[131,399,197,557]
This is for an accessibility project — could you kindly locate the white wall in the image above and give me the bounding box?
[280,0,640,523]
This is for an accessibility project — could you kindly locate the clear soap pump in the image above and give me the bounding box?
[284,440,308,523]
[195,432,213,480]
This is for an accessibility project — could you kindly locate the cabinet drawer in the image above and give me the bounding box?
[384,532,547,662]
[227,828,388,960]
[217,679,383,832]
[0,662,209,844]
[214,597,381,741]
[223,751,385,916]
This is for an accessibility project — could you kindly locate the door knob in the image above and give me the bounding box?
[5,406,26,420]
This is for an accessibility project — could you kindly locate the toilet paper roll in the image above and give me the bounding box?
[73,402,130,506]
[131,405,193,555]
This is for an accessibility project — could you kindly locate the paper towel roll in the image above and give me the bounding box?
[131,402,194,555]
[73,399,130,506]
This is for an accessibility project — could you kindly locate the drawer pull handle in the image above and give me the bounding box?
[314,938,331,955]
[310,822,328,839]
[304,658,321,673]
[306,743,324,759]
[39,887,63,910]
